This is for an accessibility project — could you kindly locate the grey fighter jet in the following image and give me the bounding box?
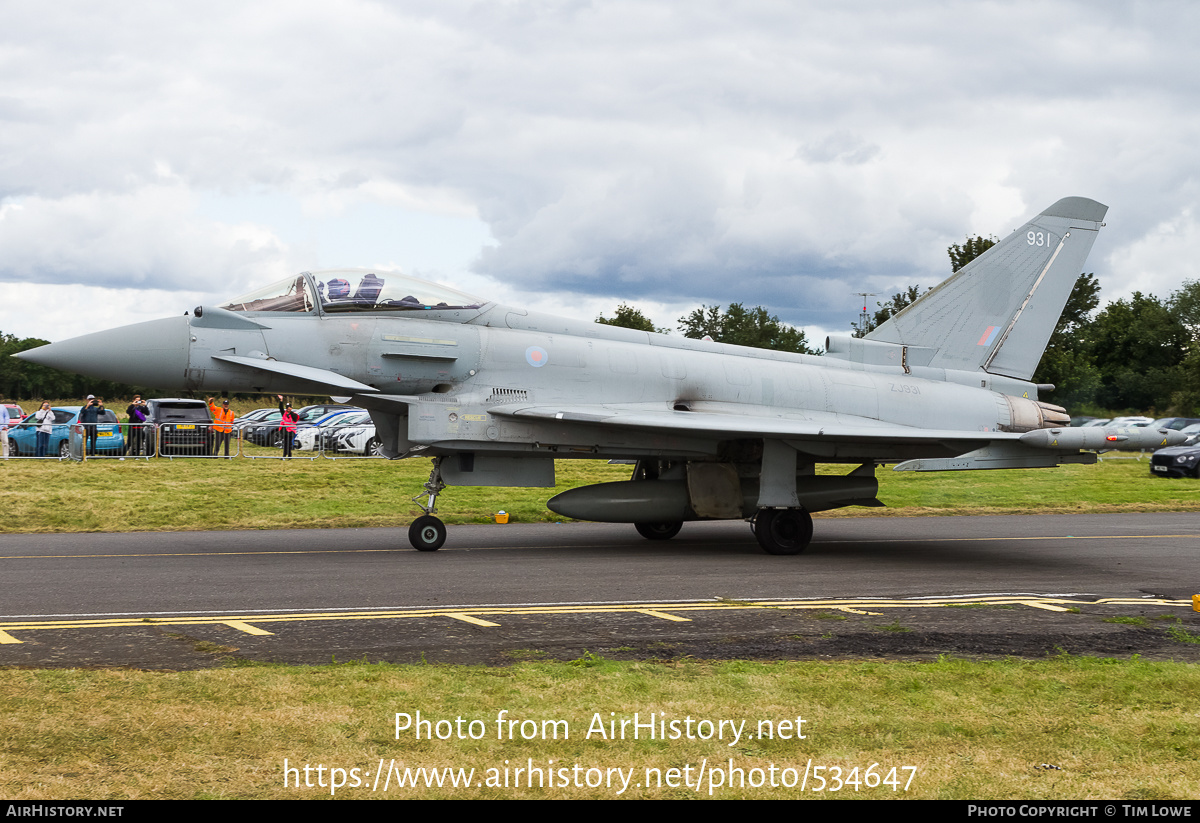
[17,197,1185,553]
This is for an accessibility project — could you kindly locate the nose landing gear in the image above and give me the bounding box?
[408,458,447,551]
[409,515,447,551]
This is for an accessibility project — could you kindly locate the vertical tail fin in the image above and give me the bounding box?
[865,197,1107,380]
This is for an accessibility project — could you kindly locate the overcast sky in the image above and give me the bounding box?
[3,1,1199,347]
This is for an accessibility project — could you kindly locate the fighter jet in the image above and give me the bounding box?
[17,196,1185,553]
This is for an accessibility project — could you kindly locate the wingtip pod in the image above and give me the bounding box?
[1020,426,1188,451]
[1039,197,1108,224]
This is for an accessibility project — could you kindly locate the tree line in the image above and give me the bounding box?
[597,303,818,355]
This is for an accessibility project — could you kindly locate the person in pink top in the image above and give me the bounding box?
[277,395,299,458]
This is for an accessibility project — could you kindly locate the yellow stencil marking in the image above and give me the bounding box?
[445,614,501,627]
[223,621,274,636]
[635,609,691,622]
[1017,601,1071,613]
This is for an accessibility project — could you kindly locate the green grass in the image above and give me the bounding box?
[1165,625,1200,645]
[0,455,631,533]
[0,449,1195,534]
[873,454,1200,515]
[2,656,1197,799]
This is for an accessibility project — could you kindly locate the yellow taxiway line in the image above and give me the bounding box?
[0,595,1192,643]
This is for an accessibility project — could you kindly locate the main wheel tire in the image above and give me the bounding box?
[753,508,813,555]
[409,515,447,551]
[635,521,683,540]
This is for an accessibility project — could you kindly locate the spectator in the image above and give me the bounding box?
[126,395,150,456]
[0,394,9,459]
[33,401,55,458]
[79,395,102,455]
[277,395,298,458]
[208,396,235,457]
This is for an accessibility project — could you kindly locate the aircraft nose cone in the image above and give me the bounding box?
[15,315,192,389]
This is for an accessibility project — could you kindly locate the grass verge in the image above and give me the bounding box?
[1,453,1197,534]
[2,655,1196,800]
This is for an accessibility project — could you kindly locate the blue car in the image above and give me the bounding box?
[8,406,126,458]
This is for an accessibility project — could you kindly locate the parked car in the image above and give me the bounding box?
[292,408,364,451]
[233,408,278,429]
[1147,417,1200,431]
[1150,443,1200,478]
[294,403,358,424]
[1179,423,1200,445]
[1109,416,1153,427]
[312,410,372,451]
[317,412,378,454]
[233,408,278,445]
[146,398,213,455]
[8,406,124,457]
[242,409,286,446]
[331,419,384,456]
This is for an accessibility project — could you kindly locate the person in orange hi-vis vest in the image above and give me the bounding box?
[207,396,236,457]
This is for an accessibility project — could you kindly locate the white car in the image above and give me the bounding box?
[315,411,374,453]
[1108,416,1153,427]
[292,409,365,451]
[332,421,383,456]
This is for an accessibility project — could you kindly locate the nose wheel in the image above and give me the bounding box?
[408,458,448,551]
[752,508,813,555]
[409,515,447,551]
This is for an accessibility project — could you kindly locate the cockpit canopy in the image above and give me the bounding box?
[221,269,485,314]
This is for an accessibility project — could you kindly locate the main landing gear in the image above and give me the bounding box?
[631,509,813,555]
[408,458,447,551]
[751,507,813,555]
[634,521,683,540]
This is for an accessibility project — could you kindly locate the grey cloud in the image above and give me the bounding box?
[798,132,881,166]
[4,1,1200,335]
[0,188,296,294]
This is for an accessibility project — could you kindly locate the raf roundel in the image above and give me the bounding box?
[525,346,549,367]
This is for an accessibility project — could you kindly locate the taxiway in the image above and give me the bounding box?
[1,512,1197,668]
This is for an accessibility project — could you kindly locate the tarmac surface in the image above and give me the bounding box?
[1,512,1198,668]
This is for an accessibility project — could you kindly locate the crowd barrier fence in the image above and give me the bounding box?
[2,422,385,462]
